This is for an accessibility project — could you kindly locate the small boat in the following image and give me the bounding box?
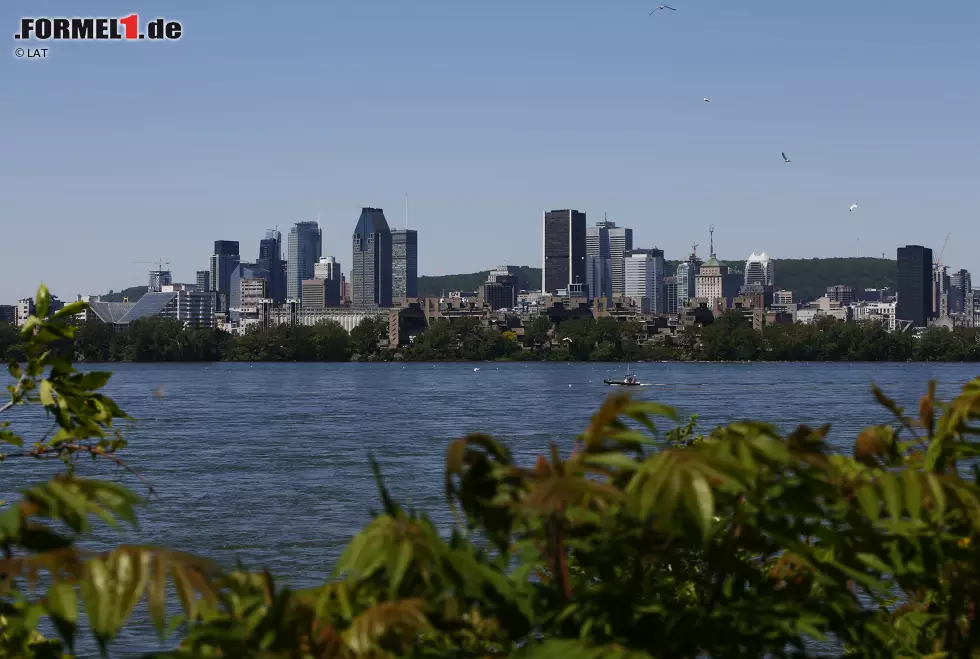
[604,364,642,386]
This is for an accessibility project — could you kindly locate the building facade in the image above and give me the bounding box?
[0,305,15,324]
[209,240,240,308]
[949,269,972,315]
[542,209,587,297]
[196,270,210,292]
[313,256,342,307]
[229,263,271,314]
[351,208,393,308]
[287,222,322,301]
[15,298,35,327]
[826,285,854,306]
[391,229,418,303]
[240,277,267,309]
[744,252,775,287]
[257,229,285,302]
[695,256,729,309]
[607,223,633,296]
[664,276,679,315]
[148,269,172,292]
[896,245,933,327]
[586,221,614,301]
[675,255,701,310]
[624,249,665,313]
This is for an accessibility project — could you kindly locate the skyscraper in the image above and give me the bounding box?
[542,209,587,296]
[287,222,322,301]
[314,256,342,307]
[606,223,633,296]
[950,269,972,315]
[586,221,614,301]
[351,208,393,308]
[391,229,418,303]
[896,245,934,328]
[257,229,284,302]
[744,252,775,287]
[209,240,240,309]
[624,248,665,313]
[195,270,210,292]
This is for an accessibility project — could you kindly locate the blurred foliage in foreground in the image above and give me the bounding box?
[3,284,980,657]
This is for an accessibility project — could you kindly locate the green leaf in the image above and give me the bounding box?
[39,379,55,407]
[81,557,112,648]
[35,284,51,319]
[855,483,880,521]
[903,470,923,520]
[682,472,714,538]
[52,301,87,319]
[878,472,902,522]
[47,581,78,649]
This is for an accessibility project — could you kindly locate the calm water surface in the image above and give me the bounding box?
[7,362,980,656]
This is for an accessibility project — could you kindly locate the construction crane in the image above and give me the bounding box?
[133,259,171,271]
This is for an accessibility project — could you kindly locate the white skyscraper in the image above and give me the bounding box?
[624,248,665,313]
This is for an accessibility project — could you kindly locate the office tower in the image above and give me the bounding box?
[586,221,614,300]
[195,270,210,292]
[482,266,518,310]
[314,256,342,307]
[229,263,271,315]
[240,277,267,308]
[933,266,950,318]
[624,248,665,313]
[607,224,633,296]
[664,276,678,314]
[257,229,284,302]
[391,229,418,303]
[148,269,172,293]
[542,209,587,296]
[950,269,972,314]
[744,252,775,287]
[351,208,393,308]
[209,240,240,303]
[675,261,698,310]
[896,245,934,327]
[287,222,322,300]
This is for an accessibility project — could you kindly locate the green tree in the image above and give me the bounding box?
[350,316,388,358]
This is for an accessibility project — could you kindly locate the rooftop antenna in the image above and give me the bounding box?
[708,224,716,257]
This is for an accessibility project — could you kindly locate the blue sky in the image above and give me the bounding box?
[2,0,978,302]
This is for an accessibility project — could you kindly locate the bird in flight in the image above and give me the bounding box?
[650,5,676,15]
[849,203,859,212]
[781,152,792,163]
[703,98,711,102]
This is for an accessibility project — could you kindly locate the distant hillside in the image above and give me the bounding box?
[104,258,896,305]
[417,257,896,302]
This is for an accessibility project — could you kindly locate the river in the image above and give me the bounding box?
[6,361,980,655]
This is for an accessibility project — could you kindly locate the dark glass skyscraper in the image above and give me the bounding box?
[257,229,284,302]
[287,222,322,300]
[391,229,418,303]
[896,245,934,328]
[209,240,240,309]
[351,208,393,308]
[542,209,587,296]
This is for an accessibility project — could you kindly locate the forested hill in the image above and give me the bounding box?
[101,258,896,304]
[417,257,896,301]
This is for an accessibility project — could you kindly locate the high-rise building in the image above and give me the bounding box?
[257,229,285,302]
[148,270,172,293]
[586,220,614,300]
[744,253,775,287]
[826,285,854,306]
[195,270,210,292]
[607,224,633,296]
[664,276,679,315]
[933,266,951,319]
[229,263,271,315]
[0,305,15,324]
[391,229,418,303]
[950,269,972,315]
[896,245,934,328]
[240,277,267,308]
[624,248,665,313]
[314,256,342,307]
[209,240,240,307]
[287,222,322,301]
[542,209,587,297]
[351,208,393,308]
[695,257,730,308]
[675,245,702,311]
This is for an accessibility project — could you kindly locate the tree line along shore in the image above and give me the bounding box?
[3,309,979,363]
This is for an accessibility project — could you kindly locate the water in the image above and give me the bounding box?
[5,361,980,656]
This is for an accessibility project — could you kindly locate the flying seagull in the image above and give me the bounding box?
[849,203,859,212]
[703,98,711,102]
[650,5,677,15]
[781,152,792,163]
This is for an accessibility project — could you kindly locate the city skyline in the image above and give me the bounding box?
[3,1,977,302]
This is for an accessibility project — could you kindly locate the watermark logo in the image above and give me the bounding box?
[14,15,182,41]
